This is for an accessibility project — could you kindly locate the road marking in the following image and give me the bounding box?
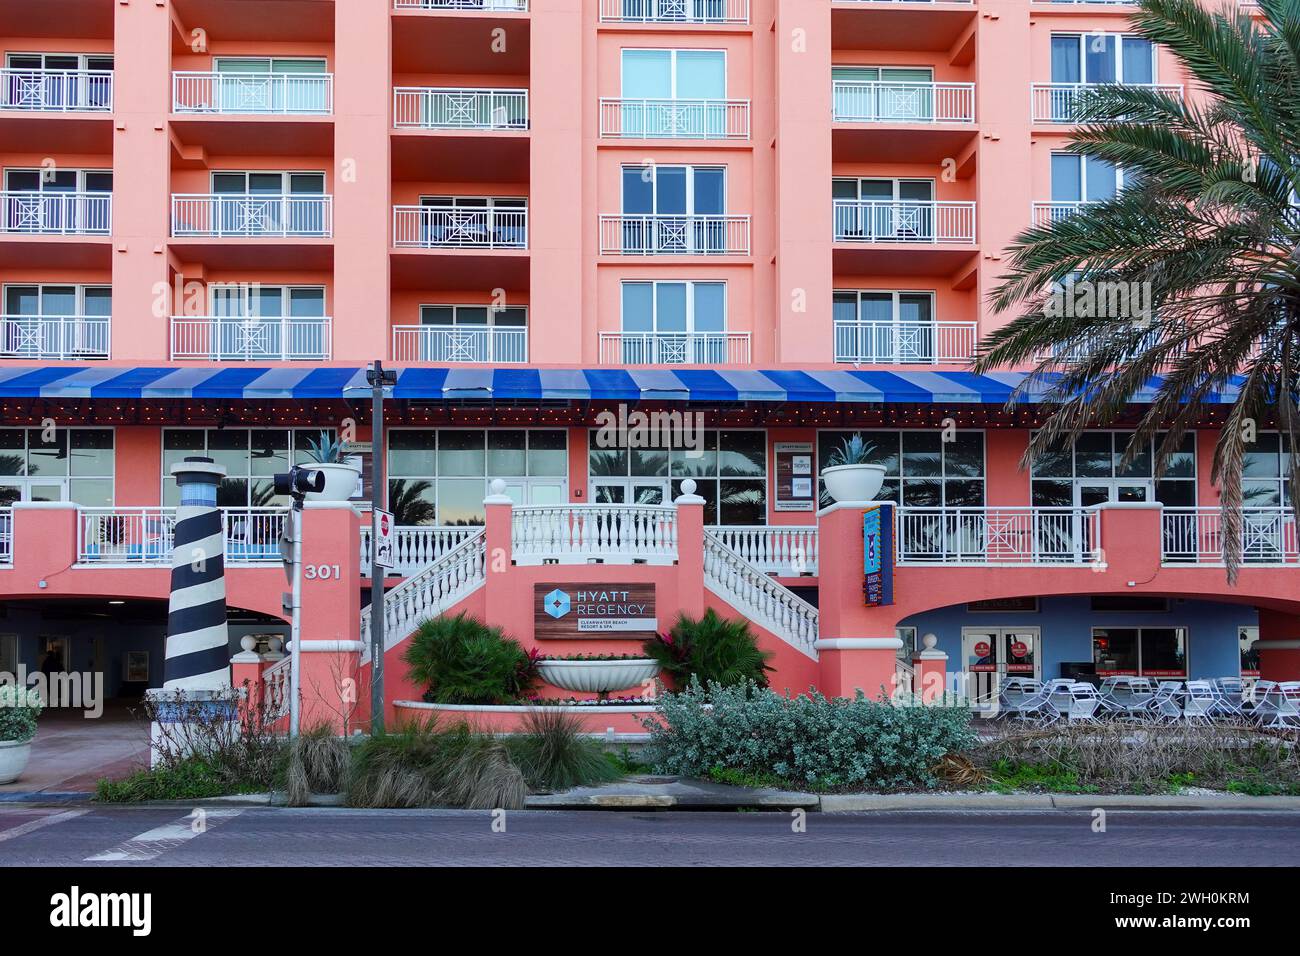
[85,809,243,862]
[0,809,89,844]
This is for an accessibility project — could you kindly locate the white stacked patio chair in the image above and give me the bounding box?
[1094,676,1127,717]
[998,677,1039,709]
[1182,680,1218,724]
[1259,682,1300,730]
[998,680,1054,725]
[1046,683,1078,724]
[1151,682,1185,723]
[1245,679,1278,723]
[1106,676,1158,722]
[1066,684,1103,724]
[1211,677,1247,719]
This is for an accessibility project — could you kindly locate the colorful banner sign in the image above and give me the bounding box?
[862,503,894,607]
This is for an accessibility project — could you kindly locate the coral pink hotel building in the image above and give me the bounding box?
[0,0,1297,724]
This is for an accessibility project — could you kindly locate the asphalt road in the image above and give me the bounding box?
[1,805,1298,866]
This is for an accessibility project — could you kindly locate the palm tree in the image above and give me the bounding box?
[976,0,1300,580]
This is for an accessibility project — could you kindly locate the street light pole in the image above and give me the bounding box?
[367,360,395,735]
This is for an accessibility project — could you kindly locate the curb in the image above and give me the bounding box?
[525,790,821,810]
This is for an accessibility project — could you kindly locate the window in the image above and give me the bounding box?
[1242,432,1293,507]
[162,429,333,508]
[619,49,727,136]
[832,66,934,122]
[211,171,325,195]
[1093,627,1187,678]
[0,428,114,506]
[3,168,111,233]
[387,429,568,526]
[4,53,113,110]
[416,305,528,362]
[832,290,936,363]
[1050,34,1155,85]
[833,178,935,241]
[620,165,727,253]
[1239,625,1260,678]
[1051,153,1125,203]
[1030,431,1196,507]
[2,283,110,358]
[209,171,327,235]
[619,280,727,363]
[208,284,325,318]
[817,430,985,507]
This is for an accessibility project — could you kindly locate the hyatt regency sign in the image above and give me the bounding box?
[534,583,657,639]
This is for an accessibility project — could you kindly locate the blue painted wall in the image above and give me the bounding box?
[901,596,1253,680]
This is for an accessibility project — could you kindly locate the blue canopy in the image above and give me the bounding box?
[0,366,1245,404]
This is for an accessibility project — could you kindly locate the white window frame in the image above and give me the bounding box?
[833,176,935,202]
[0,426,116,506]
[3,167,112,192]
[1050,152,1128,200]
[619,47,728,98]
[833,289,936,323]
[619,279,728,334]
[620,164,727,215]
[5,52,114,71]
[210,170,327,194]
[1051,33,1157,85]
[211,56,328,74]
[815,427,987,508]
[1092,625,1189,679]
[2,283,110,317]
[207,284,327,317]
[418,304,528,328]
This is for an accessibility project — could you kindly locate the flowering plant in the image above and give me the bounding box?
[0,684,44,743]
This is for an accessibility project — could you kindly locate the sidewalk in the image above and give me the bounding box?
[0,703,149,799]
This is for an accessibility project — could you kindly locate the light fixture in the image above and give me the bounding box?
[109,600,125,605]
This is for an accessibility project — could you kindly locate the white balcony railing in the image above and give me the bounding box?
[599,0,749,22]
[833,199,976,244]
[1031,83,1183,123]
[0,192,111,235]
[393,204,527,248]
[393,87,528,129]
[76,508,287,566]
[599,331,751,365]
[0,315,110,360]
[0,69,113,111]
[1032,200,1096,227]
[599,214,750,255]
[394,0,528,8]
[171,194,332,238]
[896,507,1101,565]
[0,508,11,565]
[1162,508,1300,566]
[512,503,678,565]
[598,97,750,139]
[834,319,977,364]
[360,525,480,577]
[709,525,818,575]
[172,72,334,114]
[392,324,528,363]
[832,81,975,124]
[170,316,332,361]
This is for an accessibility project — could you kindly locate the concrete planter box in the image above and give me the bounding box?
[536,659,661,694]
[0,739,33,785]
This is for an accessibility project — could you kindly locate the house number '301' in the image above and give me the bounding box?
[305,564,342,581]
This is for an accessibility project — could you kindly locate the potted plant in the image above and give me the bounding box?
[0,683,44,785]
[820,433,886,503]
[302,431,361,503]
[535,654,661,697]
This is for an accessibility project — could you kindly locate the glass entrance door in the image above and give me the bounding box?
[962,627,1042,682]
[590,478,671,506]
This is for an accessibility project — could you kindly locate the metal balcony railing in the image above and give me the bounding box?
[0,69,113,111]
[1162,508,1300,566]
[0,192,111,235]
[833,199,976,244]
[393,204,528,248]
[599,331,751,365]
[393,87,528,129]
[394,0,528,9]
[1030,82,1184,124]
[171,194,333,237]
[599,0,749,22]
[391,324,528,363]
[598,214,750,255]
[832,81,975,124]
[1032,200,1097,227]
[172,72,334,114]
[896,507,1101,566]
[833,319,977,364]
[170,316,332,361]
[598,97,750,139]
[76,508,288,566]
[0,314,110,360]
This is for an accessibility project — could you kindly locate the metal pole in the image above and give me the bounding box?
[288,497,304,737]
[369,360,387,735]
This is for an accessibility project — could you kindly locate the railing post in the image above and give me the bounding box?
[912,633,948,704]
[482,479,514,623]
[675,479,706,619]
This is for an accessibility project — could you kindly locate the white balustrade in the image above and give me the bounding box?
[832,199,975,244]
[1162,508,1300,566]
[0,509,11,565]
[895,507,1101,565]
[393,87,528,129]
[360,525,480,576]
[171,194,332,238]
[170,316,331,361]
[0,315,110,360]
[76,508,286,565]
[708,525,818,575]
[599,0,749,21]
[395,0,527,8]
[1032,200,1096,227]
[391,325,528,363]
[393,204,528,248]
[598,331,751,365]
[598,98,750,139]
[512,504,678,565]
[703,531,819,657]
[0,69,113,111]
[1031,82,1183,123]
[598,214,750,255]
[833,319,977,364]
[262,656,292,722]
[173,72,333,114]
[0,192,111,235]
[832,81,975,124]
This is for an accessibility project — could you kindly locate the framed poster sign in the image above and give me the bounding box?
[862,503,895,607]
[124,650,150,683]
[534,584,657,639]
[774,442,815,512]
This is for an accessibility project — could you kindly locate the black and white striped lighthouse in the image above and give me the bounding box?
[163,456,230,691]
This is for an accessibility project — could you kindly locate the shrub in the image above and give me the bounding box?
[96,758,235,802]
[642,610,773,689]
[285,723,352,806]
[0,683,43,743]
[504,708,622,792]
[403,612,538,705]
[642,680,976,791]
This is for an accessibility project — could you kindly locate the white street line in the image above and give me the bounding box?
[0,809,89,844]
[85,809,243,862]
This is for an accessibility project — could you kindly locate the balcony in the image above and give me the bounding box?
[394,0,528,9]
[598,0,749,22]
[598,214,750,256]
[833,319,977,365]
[392,204,527,248]
[833,200,975,244]
[392,324,528,363]
[169,316,332,361]
[76,508,287,566]
[172,72,334,115]
[598,98,749,140]
[0,68,113,112]
[0,314,110,360]
[171,194,333,238]
[393,87,528,130]
[1032,200,1095,227]
[1162,508,1299,566]
[1030,83,1184,125]
[832,81,974,124]
[0,192,111,236]
[896,507,1100,566]
[599,331,751,365]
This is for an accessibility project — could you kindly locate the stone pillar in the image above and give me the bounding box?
[913,633,949,704]
[674,479,706,620]
[482,479,514,623]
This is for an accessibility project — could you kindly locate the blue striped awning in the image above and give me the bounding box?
[0,366,1246,404]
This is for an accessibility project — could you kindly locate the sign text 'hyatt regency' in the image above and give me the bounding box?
[534,583,657,639]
